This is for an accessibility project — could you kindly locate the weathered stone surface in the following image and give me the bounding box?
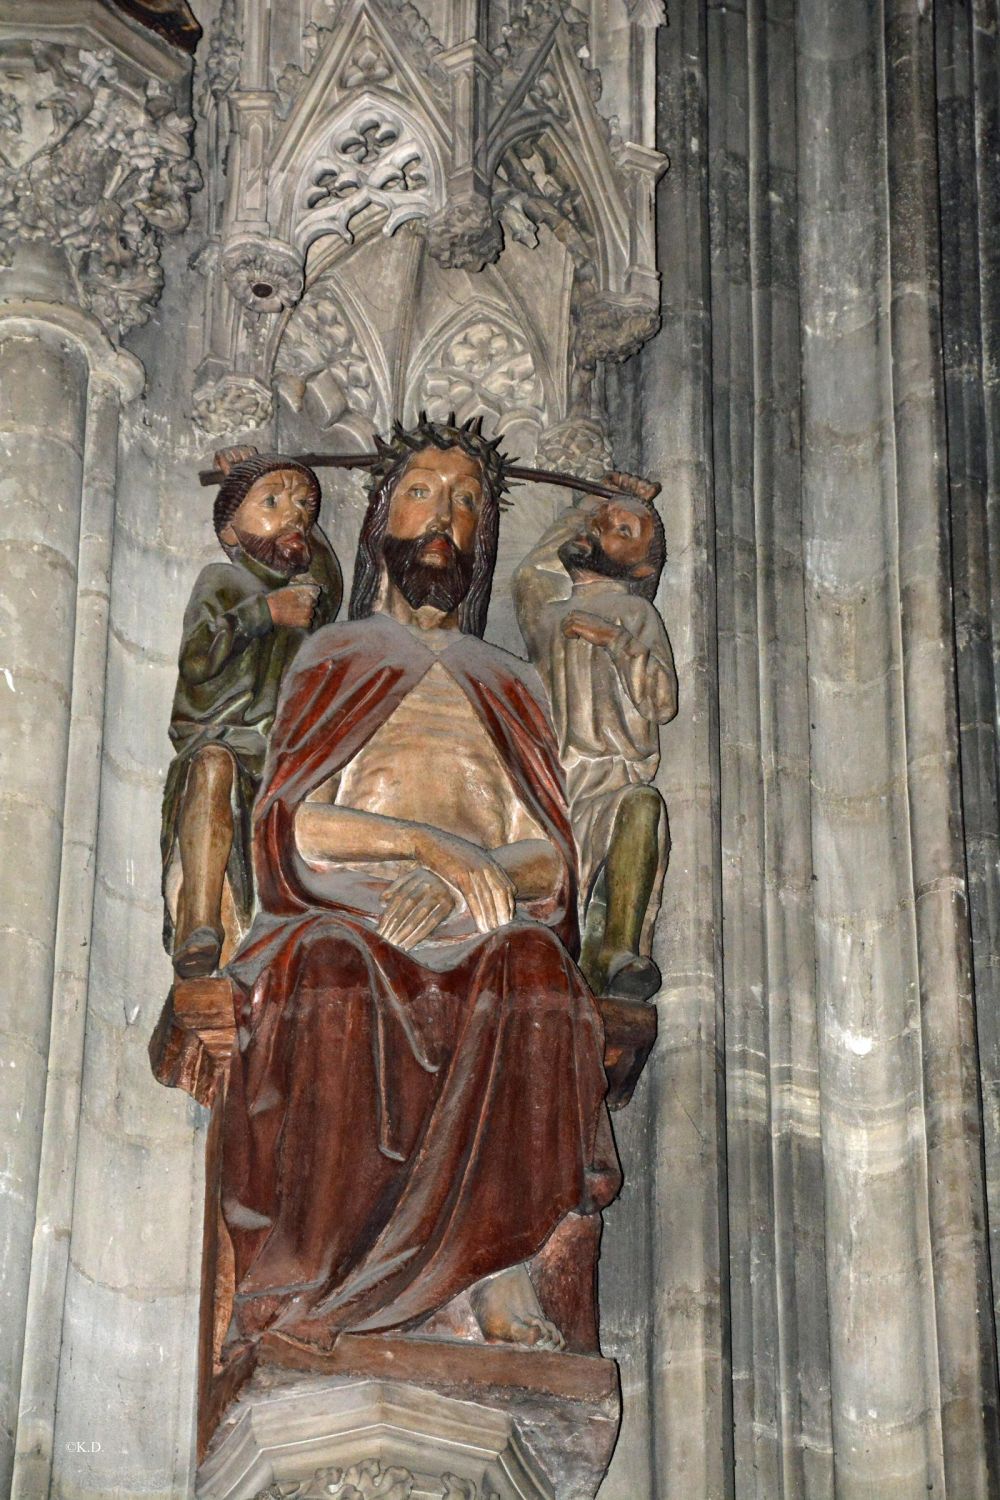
[0,327,87,1497]
[4,1,1000,1497]
[199,1374,597,1500]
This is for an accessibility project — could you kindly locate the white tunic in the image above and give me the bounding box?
[513,507,677,947]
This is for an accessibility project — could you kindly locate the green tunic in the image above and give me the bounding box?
[160,535,341,948]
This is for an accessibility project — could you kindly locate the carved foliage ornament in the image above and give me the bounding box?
[426,196,503,274]
[499,136,596,282]
[340,32,393,90]
[575,291,661,365]
[200,0,240,111]
[192,374,274,438]
[0,42,200,338]
[251,1461,500,1499]
[534,418,612,481]
[223,235,305,314]
[492,1,599,110]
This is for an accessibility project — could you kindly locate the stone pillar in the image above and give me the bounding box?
[936,0,1000,1353]
[623,1,1000,1493]
[798,0,942,1488]
[601,8,733,1498]
[797,0,999,1494]
[882,1,999,1488]
[707,1,836,1495]
[0,301,141,1495]
[0,10,197,1493]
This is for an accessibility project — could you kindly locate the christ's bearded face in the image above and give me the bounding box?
[558,497,656,587]
[221,469,317,576]
[382,446,483,615]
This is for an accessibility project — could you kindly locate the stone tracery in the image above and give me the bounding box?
[298,107,433,245]
[275,279,382,426]
[191,0,664,450]
[412,313,546,430]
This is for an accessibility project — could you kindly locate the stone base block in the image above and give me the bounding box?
[197,1362,621,1500]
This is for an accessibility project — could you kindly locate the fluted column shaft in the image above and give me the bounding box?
[0,322,88,1491]
[797,0,999,1494]
[0,304,140,1494]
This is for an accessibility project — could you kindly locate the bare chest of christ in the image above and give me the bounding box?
[311,659,546,853]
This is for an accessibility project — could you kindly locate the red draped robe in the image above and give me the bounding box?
[221,612,621,1348]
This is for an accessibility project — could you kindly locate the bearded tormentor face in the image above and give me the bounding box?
[558,497,656,586]
[220,468,317,575]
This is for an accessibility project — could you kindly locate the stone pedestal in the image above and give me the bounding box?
[198,1361,621,1500]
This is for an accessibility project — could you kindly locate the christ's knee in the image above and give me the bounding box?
[298,925,372,995]
[498,925,571,1005]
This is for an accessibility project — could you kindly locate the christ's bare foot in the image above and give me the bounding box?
[471,1264,565,1352]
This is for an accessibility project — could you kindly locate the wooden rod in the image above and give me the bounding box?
[198,452,634,500]
[198,453,380,485]
[508,466,632,499]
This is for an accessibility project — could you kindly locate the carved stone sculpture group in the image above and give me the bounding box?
[153,415,676,1453]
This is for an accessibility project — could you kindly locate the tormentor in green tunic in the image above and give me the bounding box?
[161,452,342,978]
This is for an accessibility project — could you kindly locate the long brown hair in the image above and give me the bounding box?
[348,415,511,638]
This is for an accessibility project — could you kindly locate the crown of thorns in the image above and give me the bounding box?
[368,412,513,509]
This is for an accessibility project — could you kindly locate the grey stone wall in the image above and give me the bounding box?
[937,0,1000,1358]
[609,0,1000,1495]
[4,1,1000,1497]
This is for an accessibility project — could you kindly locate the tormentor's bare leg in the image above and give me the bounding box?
[471,1263,565,1352]
[174,744,235,977]
[585,784,664,1001]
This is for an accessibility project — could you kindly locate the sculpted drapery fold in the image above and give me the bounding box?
[221,615,620,1347]
[151,420,664,1500]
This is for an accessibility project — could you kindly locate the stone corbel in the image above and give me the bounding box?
[200,1378,597,1500]
[574,289,662,366]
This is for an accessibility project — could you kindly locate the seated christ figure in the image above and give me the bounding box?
[219,416,621,1358]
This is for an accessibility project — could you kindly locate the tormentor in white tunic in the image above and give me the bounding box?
[513,490,677,994]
